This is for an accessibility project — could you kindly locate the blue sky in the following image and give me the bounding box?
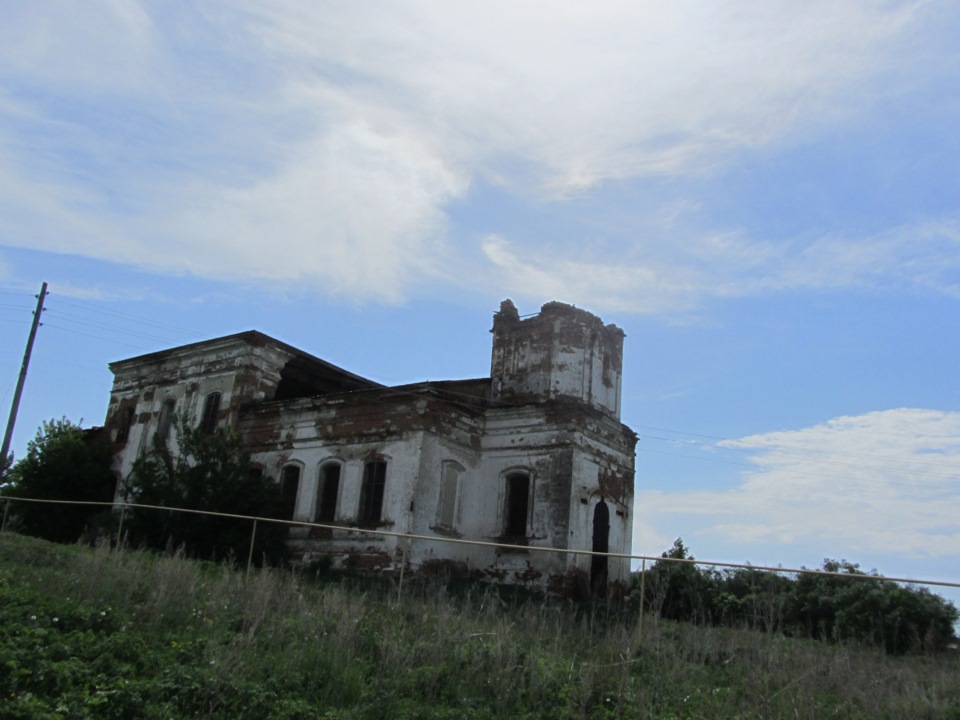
[1,1,958,601]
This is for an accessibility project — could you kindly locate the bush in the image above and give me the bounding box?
[0,418,116,543]
[121,413,289,565]
[633,540,958,654]
[789,559,959,653]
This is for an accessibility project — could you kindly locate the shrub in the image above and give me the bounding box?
[121,413,288,565]
[0,418,115,543]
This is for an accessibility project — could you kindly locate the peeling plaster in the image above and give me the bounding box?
[104,303,637,596]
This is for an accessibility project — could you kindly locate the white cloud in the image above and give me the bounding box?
[0,1,954,305]
[481,234,701,314]
[0,1,157,91]
[635,409,960,559]
[155,116,468,302]
[480,219,960,314]
[240,0,923,191]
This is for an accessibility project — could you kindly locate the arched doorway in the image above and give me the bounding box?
[590,499,610,597]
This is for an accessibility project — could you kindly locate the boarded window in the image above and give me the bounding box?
[200,392,221,434]
[156,399,176,442]
[316,464,341,522]
[504,473,530,538]
[281,465,301,520]
[437,464,460,529]
[358,460,387,526]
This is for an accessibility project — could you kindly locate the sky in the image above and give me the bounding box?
[1,1,958,603]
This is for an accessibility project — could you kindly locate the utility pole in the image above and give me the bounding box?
[1,282,48,465]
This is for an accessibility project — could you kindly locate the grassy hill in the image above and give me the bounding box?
[0,532,957,719]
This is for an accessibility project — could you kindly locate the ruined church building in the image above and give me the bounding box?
[104,300,638,595]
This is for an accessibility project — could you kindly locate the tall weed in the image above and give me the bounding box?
[0,531,957,719]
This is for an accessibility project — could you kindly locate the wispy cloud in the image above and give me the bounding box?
[482,219,960,313]
[0,1,954,306]
[635,409,960,559]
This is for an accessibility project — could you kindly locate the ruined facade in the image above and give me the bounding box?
[104,300,637,594]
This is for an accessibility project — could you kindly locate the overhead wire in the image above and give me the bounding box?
[40,323,157,352]
[251,378,959,491]
[52,295,210,340]
[5,291,959,493]
[633,423,960,470]
[636,433,959,479]
[635,446,958,492]
[5,291,214,354]
[43,308,188,346]
[410,385,959,483]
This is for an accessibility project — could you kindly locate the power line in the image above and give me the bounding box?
[637,433,959,479]
[10,293,960,492]
[636,446,958,492]
[634,425,960,472]
[40,323,154,351]
[52,295,210,340]
[44,308,190,346]
[30,356,114,375]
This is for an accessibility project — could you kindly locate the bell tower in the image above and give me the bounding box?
[490,299,624,418]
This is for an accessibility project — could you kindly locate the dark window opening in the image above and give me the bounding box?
[316,464,341,522]
[157,399,176,442]
[590,500,610,597]
[116,406,135,444]
[281,465,301,520]
[200,392,221,434]
[504,473,530,538]
[359,460,387,526]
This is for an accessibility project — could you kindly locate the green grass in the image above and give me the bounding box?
[0,532,958,719]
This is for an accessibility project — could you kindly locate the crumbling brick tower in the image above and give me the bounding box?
[486,300,635,596]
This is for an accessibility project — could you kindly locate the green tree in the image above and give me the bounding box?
[121,413,288,565]
[789,559,958,654]
[639,538,713,623]
[632,542,958,654]
[0,418,116,542]
[711,566,793,632]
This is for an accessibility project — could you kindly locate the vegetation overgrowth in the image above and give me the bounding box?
[3,416,955,658]
[0,415,290,566]
[1,533,958,719]
[0,418,115,543]
[635,539,958,655]
[120,413,289,565]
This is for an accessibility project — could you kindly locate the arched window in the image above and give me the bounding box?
[281,464,301,520]
[503,472,530,538]
[591,500,610,596]
[358,460,387,526]
[200,392,221,434]
[316,462,341,522]
[437,462,462,530]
